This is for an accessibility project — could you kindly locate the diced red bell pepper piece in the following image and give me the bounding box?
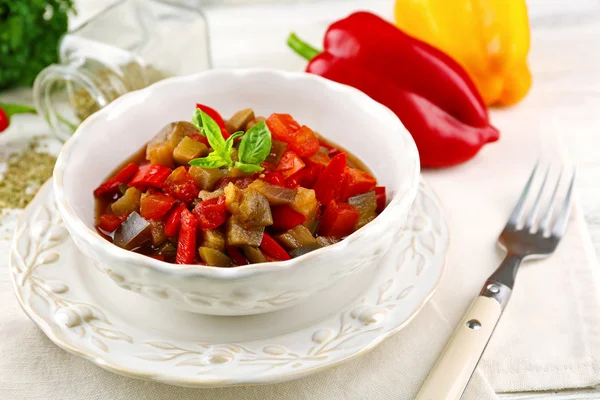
[163,166,199,204]
[313,152,347,205]
[129,164,172,190]
[190,133,209,146]
[266,113,300,139]
[97,214,126,232]
[196,104,230,139]
[375,186,387,212]
[175,209,198,264]
[286,164,324,189]
[260,233,291,261]
[341,166,377,200]
[227,246,249,266]
[318,200,360,237]
[266,114,319,157]
[277,150,305,179]
[271,205,307,231]
[214,176,256,190]
[140,192,176,220]
[289,125,320,157]
[164,203,187,237]
[94,163,139,197]
[307,151,331,167]
[193,196,227,230]
[319,141,342,158]
[261,171,285,187]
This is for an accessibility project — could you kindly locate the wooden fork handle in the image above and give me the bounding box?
[415,296,502,400]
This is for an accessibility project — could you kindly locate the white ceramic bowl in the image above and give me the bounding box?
[53,69,420,316]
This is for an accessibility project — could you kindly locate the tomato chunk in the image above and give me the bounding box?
[277,150,305,179]
[227,246,249,266]
[261,171,285,187]
[164,203,187,237]
[341,167,377,200]
[163,166,199,204]
[129,164,172,190]
[375,186,386,212]
[175,209,197,264]
[318,200,360,237]
[140,192,176,220]
[271,205,307,231]
[97,214,126,232]
[313,152,346,205]
[94,163,139,197]
[260,233,291,261]
[265,113,300,140]
[193,196,227,230]
[286,164,323,189]
[266,114,319,157]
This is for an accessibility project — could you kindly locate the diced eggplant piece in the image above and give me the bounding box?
[248,179,296,206]
[146,121,199,167]
[156,241,177,258]
[348,191,377,228]
[224,182,243,215]
[198,189,225,201]
[237,189,272,228]
[149,220,168,246]
[276,225,317,250]
[226,217,264,247]
[243,246,268,264]
[173,136,209,165]
[316,236,340,247]
[189,166,224,190]
[113,212,152,250]
[245,116,265,131]
[201,229,225,251]
[198,247,233,267]
[111,187,142,216]
[225,108,255,134]
[290,187,318,223]
[265,140,288,165]
[289,242,323,258]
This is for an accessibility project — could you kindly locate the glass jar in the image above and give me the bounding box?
[33,0,211,142]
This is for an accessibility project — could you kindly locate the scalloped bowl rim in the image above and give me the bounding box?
[53,68,420,281]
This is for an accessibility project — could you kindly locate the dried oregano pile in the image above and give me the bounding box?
[0,138,56,210]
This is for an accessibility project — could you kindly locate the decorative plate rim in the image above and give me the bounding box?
[10,178,447,387]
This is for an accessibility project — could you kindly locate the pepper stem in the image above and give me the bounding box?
[287,33,321,61]
[0,103,37,117]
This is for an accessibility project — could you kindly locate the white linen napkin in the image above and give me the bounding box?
[1,0,600,399]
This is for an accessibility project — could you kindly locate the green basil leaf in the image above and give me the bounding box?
[235,162,264,173]
[191,109,227,153]
[238,121,272,166]
[189,152,229,169]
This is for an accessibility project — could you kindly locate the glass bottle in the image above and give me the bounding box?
[33,0,211,142]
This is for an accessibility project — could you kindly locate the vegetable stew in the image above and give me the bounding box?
[94,104,387,266]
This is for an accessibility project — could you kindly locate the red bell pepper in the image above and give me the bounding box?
[287,12,499,167]
[163,166,199,204]
[129,164,171,190]
[319,200,360,237]
[286,164,323,189]
[307,151,331,167]
[97,214,126,232]
[313,152,346,204]
[193,196,227,230]
[261,171,285,187]
[227,246,249,266]
[196,103,231,139]
[341,167,377,200]
[375,186,386,212]
[190,133,210,147]
[140,192,176,220]
[260,233,291,261]
[319,141,342,158]
[266,114,320,157]
[271,205,307,231]
[94,162,139,197]
[175,209,197,264]
[277,150,305,179]
[164,203,187,237]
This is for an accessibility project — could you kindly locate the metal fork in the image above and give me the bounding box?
[415,163,576,400]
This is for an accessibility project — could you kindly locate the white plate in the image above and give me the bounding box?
[10,179,447,387]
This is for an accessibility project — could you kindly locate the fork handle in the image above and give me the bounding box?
[415,296,503,400]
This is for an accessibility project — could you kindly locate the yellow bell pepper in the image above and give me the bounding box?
[394,0,531,106]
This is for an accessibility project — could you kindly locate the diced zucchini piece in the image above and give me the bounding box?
[265,140,288,165]
[173,136,209,165]
[237,189,272,228]
[227,167,255,178]
[198,247,233,267]
[348,191,377,228]
[201,229,225,251]
[248,179,297,206]
[149,220,167,246]
[224,183,244,215]
[225,217,264,247]
[289,242,322,258]
[113,212,151,250]
[276,225,317,250]
[243,246,268,264]
[225,108,255,134]
[111,187,142,216]
[316,236,340,247]
[146,121,199,167]
[156,241,176,258]
[189,166,224,190]
[290,187,318,222]
[198,189,225,201]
